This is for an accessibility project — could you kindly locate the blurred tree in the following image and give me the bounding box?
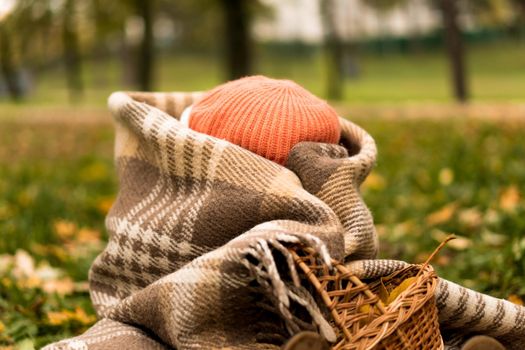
[0,24,22,100]
[468,0,515,27]
[0,0,39,101]
[363,0,408,54]
[219,0,252,80]
[440,0,469,102]
[514,0,525,18]
[320,0,344,100]
[133,0,155,91]
[158,0,221,52]
[63,0,84,101]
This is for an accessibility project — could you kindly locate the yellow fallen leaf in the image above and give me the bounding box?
[46,307,95,326]
[484,208,501,225]
[71,307,96,325]
[47,310,72,325]
[53,219,77,240]
[481,230,506,247]
[359,304,371,314]
[447,236,472,251]
[391,220,416,240]
[43,277,75,296]
[458,208,483,229]
[0,320,5,333]
[16,276,42,290]
[77,228,101,243]
[500,186,520,212]
[32,244,70,262]
[1,277,12,287]
[386,277,417,305]
[439,168,454,186]
[13,250,35,279]
[508,294,524,306]
[97,197,114,215]
[363,172,386,191]
[359,300,384,315]
[426,203,457,226]
[48,245,70,262]
[378,279,389,304]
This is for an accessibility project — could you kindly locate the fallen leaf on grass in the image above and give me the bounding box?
[31,244,69,262]
[484,208,501,225]
[53,219,77,240]
[362,172,386,191]
[97,197,114,215]
[391,220,416,240]
[43,277,75,296]
[500,186,520,212]
[481,230,507,247]
[14,339,34,350]
[77,228,101,243]
[448,236,472,250]
[426,203,458,226]
[439,168,454,186]
[431,230,471,250]
[16,276,42,290]
[508,294,524,306]
[458,208,483,229]
[46,307,96,326]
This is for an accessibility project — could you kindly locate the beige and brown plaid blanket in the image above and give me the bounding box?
[44,91,524,350]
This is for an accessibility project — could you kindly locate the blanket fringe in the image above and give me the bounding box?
[242,233,337,343]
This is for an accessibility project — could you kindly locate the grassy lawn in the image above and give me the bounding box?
[2,40,524,107]
[1,106,524,348]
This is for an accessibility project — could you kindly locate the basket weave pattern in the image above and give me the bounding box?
[290,247,443,350]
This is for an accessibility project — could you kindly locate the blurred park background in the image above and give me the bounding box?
[1,0,525,348]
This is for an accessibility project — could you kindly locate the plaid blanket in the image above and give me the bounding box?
[44,91,524,350]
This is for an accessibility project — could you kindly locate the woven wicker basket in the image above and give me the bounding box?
[290,247,444,350]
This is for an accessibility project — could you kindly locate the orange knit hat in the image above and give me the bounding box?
[187,75,341,165]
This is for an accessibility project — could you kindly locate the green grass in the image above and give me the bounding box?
[1,109,524,348]
[0,120,114,349]
[2,40,525,107]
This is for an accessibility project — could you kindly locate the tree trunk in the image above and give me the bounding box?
[321,0,344,100]
[220,0,252,80]
[135,0,154,91]
[440,0,469,103]
[0,25,22,101]
[92,0,109,86]
[63,0,83,102]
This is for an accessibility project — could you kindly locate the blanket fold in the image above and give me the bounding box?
[44,90,524,350]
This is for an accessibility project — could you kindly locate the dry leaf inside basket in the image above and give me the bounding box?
[359,275,417,316]
[385,276,416,305]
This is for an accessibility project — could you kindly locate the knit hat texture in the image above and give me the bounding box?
[188,75,341,165]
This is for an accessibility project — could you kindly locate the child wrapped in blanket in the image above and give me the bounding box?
[178,75,506,350]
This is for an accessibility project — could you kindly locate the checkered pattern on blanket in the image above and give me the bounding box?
[45,90,377,349]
